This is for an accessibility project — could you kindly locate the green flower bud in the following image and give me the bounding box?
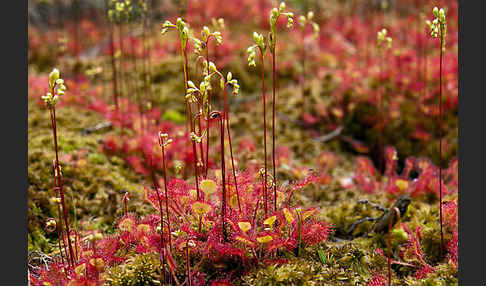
[298,15,306,27]
[433,6,439,17]
[204,74,212,83]
[182,27,189,39]
[279,2,286,12]
[270,8,279,26]
[439,8,445,23]
[253,32,260,44]
[286,15,294,28]
[226,72,232,82]
[312,22,320,35]
[49,68,60,88]
[188,81,196,89]
[307,11,314,20]
[203,26,210,37]
[213,31,223,45]
[218,18,225,28]
[193,38,202,54]
[176,17,184,28]
[209,61,216,72]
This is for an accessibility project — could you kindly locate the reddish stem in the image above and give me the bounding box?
[259,48,268,215]
[301,41,306,113]
[222,85,241,212]
[271,49,277,212]
[159,135,173,252]
[197,100,205,175]
[123,192,129,216]
[219,113,228,241]
[53,186,67,266]
[182,48,201,200]
[438,23,444,256]
[50,107,75,267]
[109,21,119,110]
[50,161,67,265]
[118,23,126,134]
[205,45,211,178]
[186,248,192,286]
[149,157,166,263]
[378,50,384,173]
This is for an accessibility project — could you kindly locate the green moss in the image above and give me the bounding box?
[28,102,149,253]
[241,243,388,286]
[104,253,163,286]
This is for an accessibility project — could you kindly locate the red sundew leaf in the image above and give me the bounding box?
[385,176,410,196]
[144,186,163,212]
[366,273,387,286]
[414,265,436,280]
[384,146,398,176]
[103,136,119,153]
[354,172,377,194]
[125,155,148,176]
[402,157,416,178]
[443,201,458,231]
[356,157,376,177]
[400,223,434,273]
[446,230,458,268]
[297,221,332,246]
[409,167,452,198]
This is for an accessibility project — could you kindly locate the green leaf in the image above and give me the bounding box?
[317,248,327,264]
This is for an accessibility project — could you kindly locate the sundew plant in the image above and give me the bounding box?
[27,1,458,285]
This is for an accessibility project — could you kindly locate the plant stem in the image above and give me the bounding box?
[51,161,67,265]
[222,85,241,212]
[219,113,227,241]
[205,45,211,178]
[197,100,205,176]
[378,49,384,173]
[118,23,126,134]
[50,107,75,268]
[259,48,268,215]
[387,207,401,286]
[149,158,166,264]
[129,22,143,134]
[186,248,192,286]
[109,21,119,110]
[438,23,444,256]
[160,137,172,252]
[53,186,67,266]
[180,41,201,199]
[271,48,277,212]
[301,43,306,114]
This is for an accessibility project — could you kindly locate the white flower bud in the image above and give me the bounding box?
[433,7,439,17]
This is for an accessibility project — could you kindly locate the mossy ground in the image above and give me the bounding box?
[28,4,458,284]
[28,100,151,253]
